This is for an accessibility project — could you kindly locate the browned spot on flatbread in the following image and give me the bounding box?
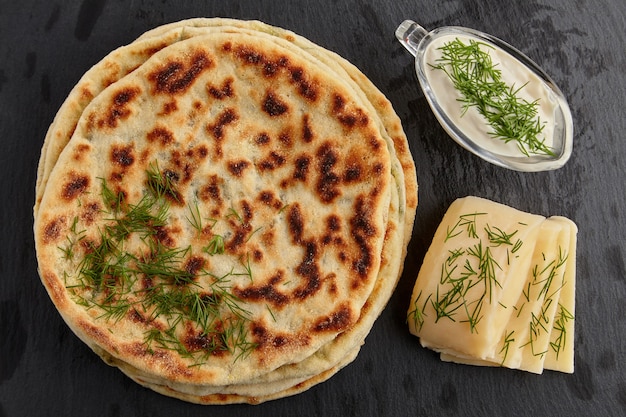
[42,270,67,307]
[81,202,101,225]
[289,66,318,101]
[110,144,135,168]
[184,256,206,276]
[149,50,212,95]
[349,195,377,279]
[262,92,288,117]
[258,151,286,172]
[228,160,250,177]
[234,271,288,307]
[146,126,174,146]
[62,172,90,201]
[302,114,314,143]
[286,204,322,299]
[332,92,369,128]
[72,143,91,162]
[293,155,310,182]
[159,100,178,116]
[316,143,341,203]
[312,303,354,332]
[208,77,234,99]
[97,86,141,129]
[255,132,270,146]
[198,175,223,204]
[207,108,238,140]
[257,190,283,210]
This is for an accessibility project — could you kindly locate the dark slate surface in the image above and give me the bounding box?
[1,1,625,416]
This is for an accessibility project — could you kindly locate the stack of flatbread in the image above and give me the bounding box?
[33,18,417,404]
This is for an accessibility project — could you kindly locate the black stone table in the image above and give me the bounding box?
[1,1,624,416]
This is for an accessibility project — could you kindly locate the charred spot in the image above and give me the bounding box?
[278,131,292,147]
[251,323,269,347]
[62,173,89,201]
[263,60,279,77]
[255,132,270,146]
[253,249,263,262]
[197,145,209,158]
[184,256,206,276]
[228,160,250,177]
[184,328,227,357]
[109,171,124,182]
[294,241,321,299]
[237,47,264,65]
[80,86,94,101]
[272,336,287,347]
[154,226,176,247]
[99,87,140,129]
[199,175,222,202]
[302,115,314,143]
[350,196,377,277]
[226,228,250,253]
[81,202,101,225]
[222,42,232,52]
[312,305,353,332]
[290,67,318,101]
[287,204,304,244]
[316,143,341,203]
[144,42,170,56]
[331,93,368,128]
[208,78,234,99]
[182,162,197,183]
[240,200,253,223]
[149,51,212,95]
[43,216,65,243]
[259,191,274,206]
[327,215,341,232]
[208,108,238,140]
[259,151,286,171]
[261,229,275,247]
[159,100,178,115]
[369,135,382,151]
[343,164,361,183]
[293,155,310,181]
[110,144,134,168]
[262,93,288,117]
[234,271,288,307]
[146,126,174,146]
[72,144,91,161]
[257,190,283,210]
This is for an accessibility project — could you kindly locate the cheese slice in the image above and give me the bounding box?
[410,197,577,374]
[408,196,545,359]
[543,217,577,373]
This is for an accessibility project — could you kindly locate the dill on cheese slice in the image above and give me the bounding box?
[543,217,577,373]
[409,197,577,374]
[407,196,545,360]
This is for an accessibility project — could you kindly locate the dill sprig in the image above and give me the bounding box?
[432,38,555,157]
[61,163,257,363]
[432,213,522,333]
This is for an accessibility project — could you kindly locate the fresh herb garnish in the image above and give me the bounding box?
[60,163,257,363]
[432,38,555,157]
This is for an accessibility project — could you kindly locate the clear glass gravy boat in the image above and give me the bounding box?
[396,20,573,172]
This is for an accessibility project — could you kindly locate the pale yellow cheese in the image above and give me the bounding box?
[409,197,577,374]
[543,217,577,373]
[408,196,545,359]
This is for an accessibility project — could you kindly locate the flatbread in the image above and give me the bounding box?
[34,19,417,404]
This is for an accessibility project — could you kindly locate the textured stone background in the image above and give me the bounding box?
[0,1,624,416]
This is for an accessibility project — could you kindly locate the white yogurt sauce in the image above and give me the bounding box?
[422,34,558,158]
